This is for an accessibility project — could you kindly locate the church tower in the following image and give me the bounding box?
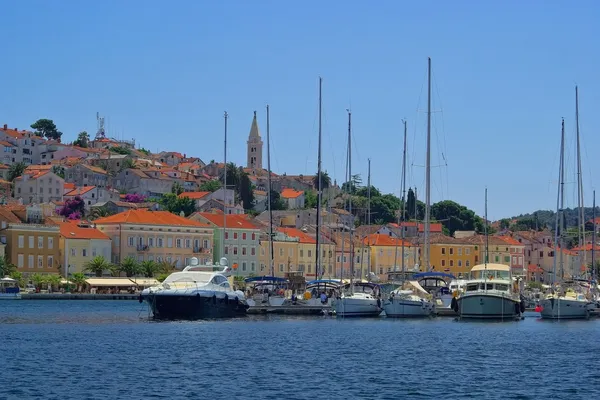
[246,111,263,170]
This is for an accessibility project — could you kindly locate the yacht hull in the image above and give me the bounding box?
[457,294,520,319]
[335,297,381,317]
[383,298,433,318]
[144,292,248,320]
[539,297,593,319]
[0,293,21,300]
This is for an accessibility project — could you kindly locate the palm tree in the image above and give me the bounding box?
[140,260,158,278]
[119,257,141,277]
[9,271,25,288]
[45,274,62,292]
[313,171,331,189]
[69,272,87,292]
[0,256,16,277]
[157,260,175,274]
[7,162,26,182]
[84,256,112,277]
[89,206,112,220]
[30,273,45,290]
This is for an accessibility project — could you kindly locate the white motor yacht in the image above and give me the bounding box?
[383,280,433,318]
[141,257,248,319]
[456,263,523,320]
[0,277,21,300]
[539,282,594,319]
[335,282,382,317]
[244,276,288,308]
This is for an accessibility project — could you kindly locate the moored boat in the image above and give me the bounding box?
[539,283,594,319]
[0,277,21,300]
[141,257,248,319]
[335,282,382,317]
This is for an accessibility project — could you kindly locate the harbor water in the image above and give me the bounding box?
[1,301,600,400]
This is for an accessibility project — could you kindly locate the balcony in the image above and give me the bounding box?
[136,244,149,251]
[194,247,211,254]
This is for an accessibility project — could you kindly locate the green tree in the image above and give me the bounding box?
[84,256,112,277]
[109,146,131,155]
[406,188,416,220]
[199,180,222,192]
[431,200,481,235]
[499,218,511,230]
[119,257,141,277]
[73,131,90,148]
[342,174,362,194]
[122,158,137,170]
[269,190,287,210]
[313,171,331,189]
[31,273,45,290]
[138,147,151,155]
[9,271,25,288]
[0,256,16,277]
[89,206,113,220]
[171,182,184,195]
[160,193,197,216]
[355,185,381,198]
[238,167,254,209]
[304,190,318,209]
[45,274,62,291]
[31,119,63,140]
[140,260,159,278]
[369,194,401,224]
[69,272,87,292]
[7,162,26,182]
[52,165,65,179]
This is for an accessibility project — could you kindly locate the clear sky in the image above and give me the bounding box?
[1,0,599,220]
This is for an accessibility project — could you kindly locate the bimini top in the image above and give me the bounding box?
[306,279,343,286]
[412,272,456,280]
[470,263,510,272]
[244,276,288,283]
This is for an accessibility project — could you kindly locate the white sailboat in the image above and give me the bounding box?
[335,108,382,317]
[383,109,433,318]
[456,189,523,319]
[540,90,595,319]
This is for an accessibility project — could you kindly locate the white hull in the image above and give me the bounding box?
[383,297,433,318]
[0,293,21,300]
[539,297,593,319]
[335,295,381,317]
[246,296,286,308]
[457,293,520,319]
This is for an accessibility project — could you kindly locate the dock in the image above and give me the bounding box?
[247,305,332,315]
[21,293,140,300]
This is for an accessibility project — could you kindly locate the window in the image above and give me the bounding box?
[251,233,256,241]
[185,239,191,248]
[441,260,446,267]
[504,256,510,263]
[167,237,173,248]
[251,262,255,272]
[38,237,43,249]
[251,247,256,256]
[233,247,238,255]
[92,248,97,257]
[441,247,446,255]
[466,260,470,267]
[224,246,229,255]
[83,249,87,257]
[233,232,238,239]
[28,236,34,248]
[242,262,247,271]
[458,260,462,267]
[458,248,462,256]
[225,232,229,239]
[203,239,209,248]
[157,237,163,247]
[148,237,154,247]
[450,260,454,267]
[308,250,312,258]
[242,233,246,240]
[279,248,283,257]
[518,256,523,264]
[465,248,471,255]
[449,248,454,255]
[279,264,284,272]
[242,247,247,256]
[512,256,517,265]
[176,239,182,248]
[71,248,76,256]
[17,254,24,268]
[18,235,24,248]
[28,255,34,269]
[48,237,53,249]
[38,256,43,268]
[300,249,304,257]
[128,237,134,247]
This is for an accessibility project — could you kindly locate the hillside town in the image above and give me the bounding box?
[0,113,596,287]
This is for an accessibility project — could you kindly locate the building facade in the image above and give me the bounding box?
[246,111,263,171]
[59,221,112,275]
[14,171,65,205]
[6,223,61,276]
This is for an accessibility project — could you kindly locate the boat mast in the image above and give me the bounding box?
[424,57,432,271]
[366,158,371,280]
[575,86,586,277]
[315,77,323,279]
[347,109,355,292]
[223,111,228,260]
[593,190,596,280]
[266,106,274,277]
[484,188,489,292]
[401,119,407,276]
[559,118,565,280]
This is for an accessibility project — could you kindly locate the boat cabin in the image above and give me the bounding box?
[341,282,380,297]
[0,277,19,294]
[413,272,455,297]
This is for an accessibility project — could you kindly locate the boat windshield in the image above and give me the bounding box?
[471,269,510,280]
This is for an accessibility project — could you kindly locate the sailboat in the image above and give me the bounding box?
[383,114,434,318]
[456,188,523,319]
[540,90,595,319]
[335,109,382,317]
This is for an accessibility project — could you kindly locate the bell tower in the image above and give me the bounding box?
[246,111,263,170]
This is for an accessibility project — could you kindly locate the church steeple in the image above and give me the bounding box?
[247,111,263,170]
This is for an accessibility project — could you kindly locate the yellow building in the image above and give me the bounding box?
[364,234,419,280]
[423,234,477,278]
[278,227,335,279]
[464,235,512,267]
[59,221,112,275]
[6,223,61,276]
[258,231,299,277]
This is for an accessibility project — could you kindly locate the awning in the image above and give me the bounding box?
[408,280,429,295]
[129,278,159,287]
[86,278,136,287]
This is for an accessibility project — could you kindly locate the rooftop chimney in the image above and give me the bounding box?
[2,124,6,130]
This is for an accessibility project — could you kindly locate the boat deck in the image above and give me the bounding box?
[247,304,332,315]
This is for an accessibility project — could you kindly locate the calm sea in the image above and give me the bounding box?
[1,301,599,400]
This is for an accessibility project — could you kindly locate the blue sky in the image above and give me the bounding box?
[1,0,599,220]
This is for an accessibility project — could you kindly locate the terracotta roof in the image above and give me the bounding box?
[363,233,413,247]
[82,164,108,175]
[277,227,317,244]
[0,164,8,169]
[64,183,76,191]
[94,210,211,227]
[498,236,524,246]
[14,170,50,181]
[179,191,210,200]
[0,140,15,147]
[424,233,474,245]
[527,264,544,273]
[0,126,29,138]
[59,221,110,240]
[65,186,96,196]
[281,188,304,199]
[25,164,53,173]
[0,206,23,223]
[389,221,443,233]
[463,235,511,246]
[195,212,260,230]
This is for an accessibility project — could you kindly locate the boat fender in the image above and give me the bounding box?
[138,294,143,303]
[451,297,458,312]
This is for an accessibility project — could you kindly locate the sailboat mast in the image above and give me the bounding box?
[559,118,565,280]
[424,57,432,271]
[315,78,323,279]
[401,119,407,275]
[575,86,586,275]
[593,190,596,280]
[347,109,354,289]
[223,111,228,259]
[365,158,371,279]
[551,119,564,285]
[484,188,489,264]
[266,106,274,277]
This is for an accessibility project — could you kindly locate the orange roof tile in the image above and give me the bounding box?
[64,183,76,190]
[0,140,15,147]
[195,212,260,230]
[65,186,96,196]
[179,191,210,200]
[498,236,524,246]
[281,188,303,199]
[94,210,211,227]
[363,233,413,247]
[59,221,110,240]
[83,164,108,175]
[277,227,317,244]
